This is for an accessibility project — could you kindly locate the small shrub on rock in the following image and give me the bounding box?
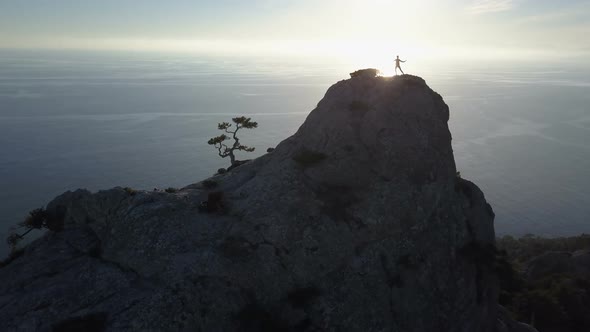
[202,180,218,189]
[165,187,178,193]
[293,149,327,168]
[123,187,137,196]
[207,192,224,212]
[23,207,46,229]
[198,191,226,214]
[6,207,60,252]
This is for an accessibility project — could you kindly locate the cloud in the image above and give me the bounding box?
[514,2,590,24]
[467,0,514,14]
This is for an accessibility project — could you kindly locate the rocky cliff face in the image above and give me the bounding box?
[0,74,516,331]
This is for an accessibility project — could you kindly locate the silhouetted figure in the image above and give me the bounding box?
[394,55,406,75]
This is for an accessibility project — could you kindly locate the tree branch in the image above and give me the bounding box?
[215,143,225,158]
[19,228,34,238]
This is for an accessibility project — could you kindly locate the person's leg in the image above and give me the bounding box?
[399,66,404,75]
[395,66,398,75]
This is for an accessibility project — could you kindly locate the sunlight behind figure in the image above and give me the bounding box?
[394,55,406,75]
[338,45,426,77]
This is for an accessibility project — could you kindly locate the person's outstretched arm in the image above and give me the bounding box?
[401,60,406,63]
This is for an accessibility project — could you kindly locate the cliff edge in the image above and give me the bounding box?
[0,74,529,331]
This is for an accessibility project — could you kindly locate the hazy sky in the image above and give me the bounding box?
[1,0,589,59]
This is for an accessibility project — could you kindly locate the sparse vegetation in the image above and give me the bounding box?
[202,179,218,189]
[458,241,518,304]
[292,149,327,168]
[509,274,590,332]
[123,187,137,196]
[497,234,590,264]
[165,187,178,193]
[496,234,590,332]
[6,207,62,253]
[198,191,226,214]
[208,116,258,167]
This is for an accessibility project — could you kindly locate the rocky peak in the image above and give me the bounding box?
[275,74,453,187]
[0,72,528,331]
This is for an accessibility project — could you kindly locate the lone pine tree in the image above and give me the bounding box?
[208,116,258,167]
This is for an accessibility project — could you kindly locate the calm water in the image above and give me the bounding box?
[1,50,589,257]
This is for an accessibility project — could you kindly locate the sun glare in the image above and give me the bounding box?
[341,43,430,77]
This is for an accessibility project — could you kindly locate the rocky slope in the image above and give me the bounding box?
[0,73,531,331]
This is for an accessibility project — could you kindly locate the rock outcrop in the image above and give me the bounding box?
[0,74,524,331]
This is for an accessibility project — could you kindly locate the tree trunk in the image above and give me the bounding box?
[229,151,236,165]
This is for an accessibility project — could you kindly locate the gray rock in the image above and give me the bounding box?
[0,74,501,331]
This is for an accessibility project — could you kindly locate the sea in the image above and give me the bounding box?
[1,49,589,257]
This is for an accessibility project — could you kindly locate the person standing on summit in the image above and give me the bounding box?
[394,55,406,75]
